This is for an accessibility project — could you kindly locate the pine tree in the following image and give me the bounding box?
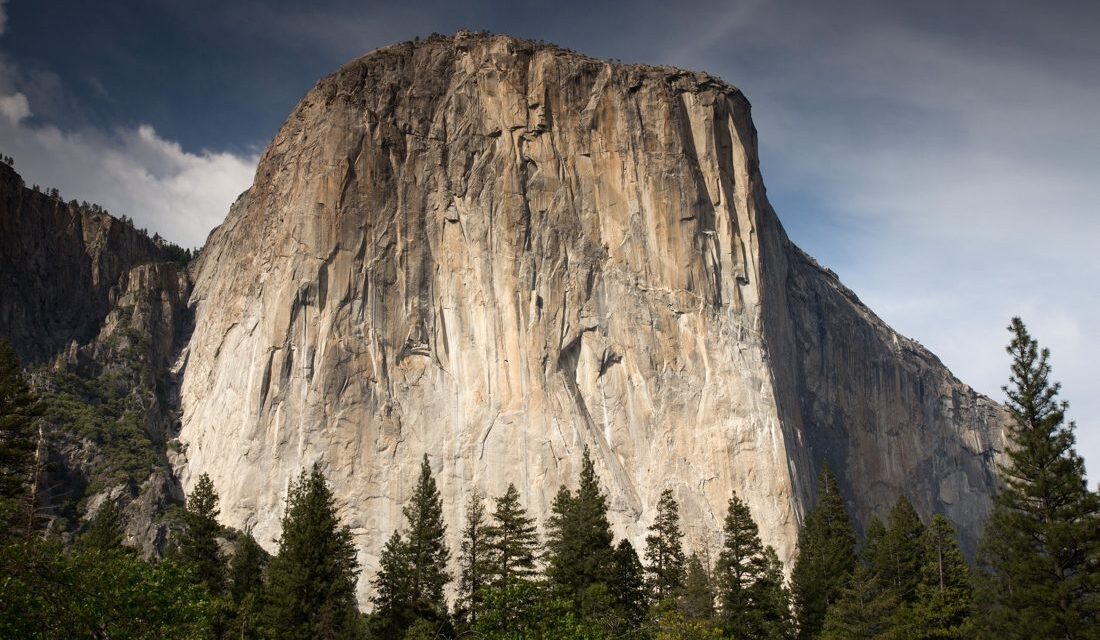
[716,493,793,639]
[179,472,224,593]
[228,528,267,604]
[791,464,856,640]
[608,539,648,630]
[758,546,796,640]
[877,496,925,604]
[227,528,269,639]
[861,516,887,569]
[546,446,614,596]
[263,463,361,640]
[456,489,491,626]
[680,552,716,622]
[370,531,412,637]
[486,482,540,586]
[978,318,1100,639]
[79,500,125,552]
[0,340,41,537]
[402,454,450,624]
[901,515,974,639]
[645,488,687,603]
[820,564,897,640]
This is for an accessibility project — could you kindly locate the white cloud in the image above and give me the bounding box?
[0,94,256,248]
[0,90,28,122]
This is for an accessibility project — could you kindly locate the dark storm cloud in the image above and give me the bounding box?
[0,0,1097,477]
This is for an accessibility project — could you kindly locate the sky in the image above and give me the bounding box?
[0,0,1097,480]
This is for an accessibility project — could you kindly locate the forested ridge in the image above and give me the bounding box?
[1,319,1097,638]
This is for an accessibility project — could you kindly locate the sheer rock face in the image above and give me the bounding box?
[178,33,1004,602]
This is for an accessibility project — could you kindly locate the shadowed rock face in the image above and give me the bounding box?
[177,32,1004,603]
[0,163,169,365]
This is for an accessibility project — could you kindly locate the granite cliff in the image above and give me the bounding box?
[173,32,1004,604]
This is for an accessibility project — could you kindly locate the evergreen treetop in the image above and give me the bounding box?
[680,552,717,622]
[546,446,615,596]
[456,489,491,626]
[402,454,450,620]
[791,464,856,640]
[263,463,361,640]
[179,472,224,593]
[486,482,540,586]
[0,340,41,538]
[645,488,687,603]
[716,493,793,639]
[878,496,925,604]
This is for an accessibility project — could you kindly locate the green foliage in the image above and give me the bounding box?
[369,455,450,638]
[645,488,687,603]
[180,473,225,593]
[456,489,491,627]
[646,598,724,640]
[263,463,361,639]
[0,537,214,639]
[402,454,451,621]
[978,318,1100,639]
[820,564,897,640]
[370,531,413,638]
[608,539,648,632]
[486,482,540,586]
[876,496,926,604]
[37,362,156,498]
[791,464,857,640]
[79,500,125,552]
[896,515,975,639]
[545,446,615,596]
[470,580,599,639]
[679,552,716,622]
[0,339,41,536]
[716,493,794,639]
[225,528,268,639]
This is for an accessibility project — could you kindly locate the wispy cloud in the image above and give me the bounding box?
[0,108,256,248]
[0,27,256,249]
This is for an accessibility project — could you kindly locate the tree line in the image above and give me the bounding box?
[1,318,1097,638]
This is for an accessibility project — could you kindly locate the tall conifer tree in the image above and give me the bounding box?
[486,483,540,585]
[791,464,856,639]
[716,493,794,639]
[903,515,974,639]
[878,496,925,604]
[263,463,361,640]
[979,318,1100,639]
[401,454,451,625]
[456,490,491,626]
[79,501,125,552]
[179,472,224,592]
[546,446,614,596]
[645,488,687,603]
[0,340,41,537]
[680,552,716,622]
[609,539,648,630]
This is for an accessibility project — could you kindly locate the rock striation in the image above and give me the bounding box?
[174,33,1004,603]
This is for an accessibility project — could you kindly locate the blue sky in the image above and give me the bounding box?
[1,0,1097,480]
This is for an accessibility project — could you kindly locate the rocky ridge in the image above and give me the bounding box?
[0,161,193,550]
